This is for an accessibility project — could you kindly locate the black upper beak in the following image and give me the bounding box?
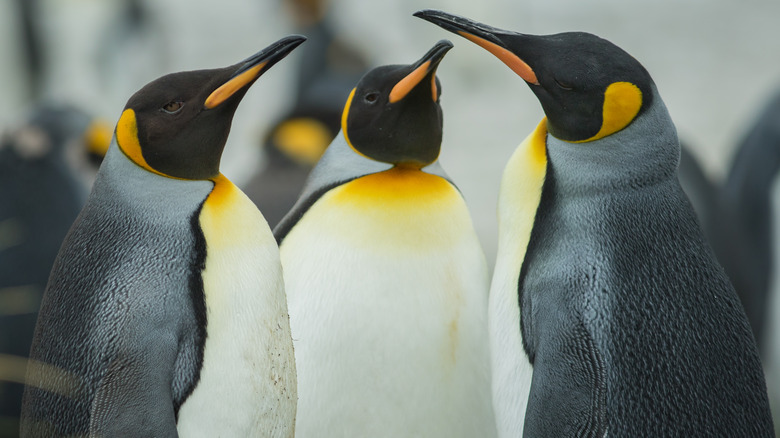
[388,39,453,103]
[204,35,307,109]
[414,10,539,85]
[414,10,508,48]
[412,39,455,72]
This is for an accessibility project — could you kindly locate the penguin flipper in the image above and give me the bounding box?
[88,329,180,436]
[523,315,607,437]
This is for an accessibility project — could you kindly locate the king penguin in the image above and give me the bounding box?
[416,10,774,437]
[274,40,497,437]
[19,35,305,437]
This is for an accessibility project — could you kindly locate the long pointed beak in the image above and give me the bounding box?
[388,39,453,104]
[414,10,538,85]
[204,35,307,109]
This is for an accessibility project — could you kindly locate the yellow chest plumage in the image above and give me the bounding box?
[177,174,296,437]
[302,167,470,251]
[200,174,269,248]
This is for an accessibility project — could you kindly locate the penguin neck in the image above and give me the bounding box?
[545,87,679,198]
[298,130,452,200]
[96,139,213,207]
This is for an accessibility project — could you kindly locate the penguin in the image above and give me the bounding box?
[677,144,719,240]
[19,35,305,437]
[274,40,497,437]
[720,88,780,432]
[415,10,774,437]
[0,103,110,434]
[719,89,780,350]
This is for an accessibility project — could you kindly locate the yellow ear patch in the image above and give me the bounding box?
[116,109,167,177]
[341,87,373,160]
[576,81,642,143]
[341,88,356,147]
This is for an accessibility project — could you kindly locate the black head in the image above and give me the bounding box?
[116,35,306,179]
[343,40,453,168]
[415,10,654,143]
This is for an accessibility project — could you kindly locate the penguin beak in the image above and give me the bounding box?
[204,35,307,109]
[413,10,539,85]
[388,39,453,104]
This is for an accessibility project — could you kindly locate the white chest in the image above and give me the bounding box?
[281,169,496,437]
[176,176,296,438]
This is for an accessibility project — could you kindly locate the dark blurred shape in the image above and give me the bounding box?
[242,0,368,228]
[15,0,43,101]
[718,89,780,352]
[678,144,719,240]
[0,104,109,436]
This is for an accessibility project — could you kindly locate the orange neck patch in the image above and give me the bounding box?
[330,167,454,208]
[204,173,235,207]
[312,166,467,250]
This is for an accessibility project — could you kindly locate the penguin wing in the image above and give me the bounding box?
[88,309,181,436]
[22,198,204,435]
[522,287,607,437]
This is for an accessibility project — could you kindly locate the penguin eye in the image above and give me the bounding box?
[554,78,574,91]
[364,93,379,104]
[162,101,184,114]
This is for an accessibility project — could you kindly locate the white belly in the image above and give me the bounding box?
[281,169,496,438]
[488,260,534,438]
[177,176,296,437]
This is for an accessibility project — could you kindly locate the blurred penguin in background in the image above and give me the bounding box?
[720,87,780,431]
[95,0,170,113]
[719,89,780,351]
[242,0,368,228]
[0,104,110,435]
[677,144,719,241]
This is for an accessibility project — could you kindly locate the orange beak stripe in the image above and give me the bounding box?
[204,62,267,109]
[389,60,432,103]
[459,32,539,85]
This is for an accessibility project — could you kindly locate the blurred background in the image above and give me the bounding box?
[1,0,779,435]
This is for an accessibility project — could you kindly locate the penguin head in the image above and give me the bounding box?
[116,35,306,180]
[415,10,654,143]
[342,40,453,168]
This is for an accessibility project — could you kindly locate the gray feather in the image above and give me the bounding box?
[20,141,212,436]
